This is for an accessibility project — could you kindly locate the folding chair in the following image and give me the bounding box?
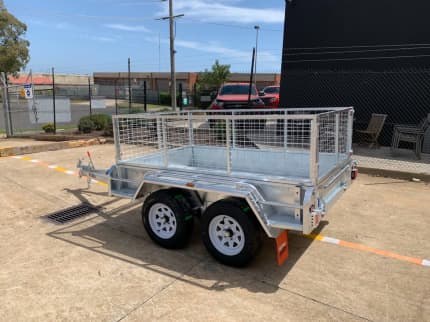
[356,114,387,148]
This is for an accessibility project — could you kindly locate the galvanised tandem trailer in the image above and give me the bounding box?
[78,108,357,267]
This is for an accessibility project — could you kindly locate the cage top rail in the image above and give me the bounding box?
[112,107,354,120]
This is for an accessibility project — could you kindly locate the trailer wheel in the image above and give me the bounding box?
[201,198,262,267]
[142,190,193,249]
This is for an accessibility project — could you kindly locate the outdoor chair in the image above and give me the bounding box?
[391,113,430,159]
[356,113,387,148]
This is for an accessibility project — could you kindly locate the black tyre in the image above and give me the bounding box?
[201,198,262,267]
[142,190,194,249]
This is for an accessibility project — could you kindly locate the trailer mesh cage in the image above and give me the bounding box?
[112,108,353,183]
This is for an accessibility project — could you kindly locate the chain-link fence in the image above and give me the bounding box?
[0,83,205,136]
[282,68,430,176]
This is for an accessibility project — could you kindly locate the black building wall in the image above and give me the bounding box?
[280,0,430,145]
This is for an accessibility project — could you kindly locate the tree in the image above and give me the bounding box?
[0,1,30,74]
[197,60,231,90]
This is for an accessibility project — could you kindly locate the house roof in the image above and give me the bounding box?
[8,75,53,85]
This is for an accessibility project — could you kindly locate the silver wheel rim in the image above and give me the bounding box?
[148,203,177,239]
[209,215,245,256]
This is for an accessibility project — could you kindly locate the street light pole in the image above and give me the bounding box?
[168,0,176,110]
[254,25,260,88]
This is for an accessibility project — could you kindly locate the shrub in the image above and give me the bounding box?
[42,123,55,133]
[78,114,112,134]
[159,92,171,106]
[78,117,95,133]
[90,114,111,130]
[104,117,113,137]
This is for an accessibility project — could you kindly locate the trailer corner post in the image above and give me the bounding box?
[188,112,194,146]
[309,117,319,185]
[347,108,354,153]
[162,117,168,168]
[284,109,288,149]
[113,117,121,163]
[335,113,340,164]
[157,116,163,151]
[232,111,236,149]
[226,119,232,175]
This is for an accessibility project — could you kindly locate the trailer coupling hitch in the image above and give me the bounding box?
[77,151,96,188]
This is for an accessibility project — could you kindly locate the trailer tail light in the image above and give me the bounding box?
[351,160,358,180]
[351,168,358,180]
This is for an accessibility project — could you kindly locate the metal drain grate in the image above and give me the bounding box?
[44,203,99,224]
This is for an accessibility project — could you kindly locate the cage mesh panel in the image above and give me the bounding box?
[114,108,352,179]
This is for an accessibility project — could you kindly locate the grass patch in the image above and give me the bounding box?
[117,102,171,111]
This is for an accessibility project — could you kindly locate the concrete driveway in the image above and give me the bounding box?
[0,145,429,321]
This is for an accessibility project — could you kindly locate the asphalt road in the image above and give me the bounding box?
[0,144,429,321]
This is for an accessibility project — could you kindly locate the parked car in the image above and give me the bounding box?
[209,83,265,110]
[259,85,280,108]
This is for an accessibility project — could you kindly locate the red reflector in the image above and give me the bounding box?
[275,230,289,266]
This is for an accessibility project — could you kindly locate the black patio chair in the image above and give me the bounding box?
[391,114,430,159]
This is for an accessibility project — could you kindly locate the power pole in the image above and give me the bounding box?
[159,0,184,111]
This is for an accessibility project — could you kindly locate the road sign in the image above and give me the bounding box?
[24,84,33,99]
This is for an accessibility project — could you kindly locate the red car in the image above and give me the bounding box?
[210,83,265,110]
[259,85,280,108]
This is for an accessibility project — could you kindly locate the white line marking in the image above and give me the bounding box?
[322,236,341,245]
[91,179,99,183]
[48,165,58,169]
[422,259,430,267]
[65,170,75,175]
[30,159,40,163]
[12,156,23,159]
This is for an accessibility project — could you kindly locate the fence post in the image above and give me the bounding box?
[4,74,13,136]
[178,83,183,111]
[52,67,56,134]
[193,83,197,108]
[114,80,118,115]
[1,72,12,137]
[144,80,147,113]
[128,57,132,113]
[88,76,92,117]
